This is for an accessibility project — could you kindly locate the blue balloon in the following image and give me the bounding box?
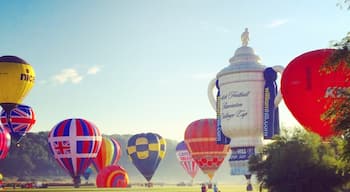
[126,133,166,182]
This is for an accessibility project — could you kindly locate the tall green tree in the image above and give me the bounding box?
[320,32,350,162]
[315,0,350,162]
[249,129,350,192]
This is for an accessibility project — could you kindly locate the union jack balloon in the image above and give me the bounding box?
[0,125,11,159]
[48,118,102,188]
[0,104,35,144]
[175,140,199,179]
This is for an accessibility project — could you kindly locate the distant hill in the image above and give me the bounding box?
[0,132,247,185]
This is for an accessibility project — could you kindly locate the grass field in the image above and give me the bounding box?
[1,185,266,191]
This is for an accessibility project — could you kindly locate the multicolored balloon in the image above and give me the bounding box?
[96,165,129,188]
[91,137,121,173]
[0,126,11,159]
[281,49,345,137]
[48,118,102,187]
[0,104,35,144]
[184,118,229,180]
[126,133,166,182]
[175,140,199,179]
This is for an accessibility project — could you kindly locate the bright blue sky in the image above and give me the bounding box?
[0,0,349,141]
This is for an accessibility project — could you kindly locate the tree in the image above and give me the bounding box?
[337,0,350,10]
[320,36,350,162]
[249,129,350,192]
[316,0,350,161]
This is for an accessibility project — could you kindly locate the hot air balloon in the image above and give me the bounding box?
[0,104,35,145]
[0,126,11,159]
[0,56,35,146]
[91,136,121,173]
[126,133,166,183]
[48,118,102,188]
[184,119,229,181]
[207,31,284,191]
[0,56,35,106]
[96,165,129,188]
[281,49,348,138]
[175,141,199,180]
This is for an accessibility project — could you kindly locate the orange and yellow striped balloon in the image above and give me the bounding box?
[96,165,129,188]
[91,137,121,172]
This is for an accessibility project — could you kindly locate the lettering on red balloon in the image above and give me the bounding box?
[324,87,350,98]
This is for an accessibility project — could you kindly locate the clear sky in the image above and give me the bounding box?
[0,0,349,141]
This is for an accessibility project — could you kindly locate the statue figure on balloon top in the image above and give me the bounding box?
[241,28,249,47]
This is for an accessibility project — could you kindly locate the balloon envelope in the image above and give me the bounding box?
[126,133,166,182]
[91,137,121,172]
[175,141,199,179]
[0,56,35,104]
[48,118,102,178]
[184,118,229,180]
[281,49,347,137]
[0,126,11,159]
[96,165,129,188]
[0,104,35,142]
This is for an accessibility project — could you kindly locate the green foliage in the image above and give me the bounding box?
[320,17,350,162]
[322,41,350,75]
[249,129,350,192]
[337,0,350,10]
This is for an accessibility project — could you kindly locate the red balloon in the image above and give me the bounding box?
[0,126,11,159]
[96,165,129,188]
[281,49,349,137]
[184,118,229,180]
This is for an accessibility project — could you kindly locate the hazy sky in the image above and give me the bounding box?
[0,0,349,141]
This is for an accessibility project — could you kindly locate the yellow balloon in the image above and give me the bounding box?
[0,173,3,180]
[0,56,35,104]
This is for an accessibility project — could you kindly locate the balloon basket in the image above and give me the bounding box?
[146,182,153,188]
[73,176,81,188]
